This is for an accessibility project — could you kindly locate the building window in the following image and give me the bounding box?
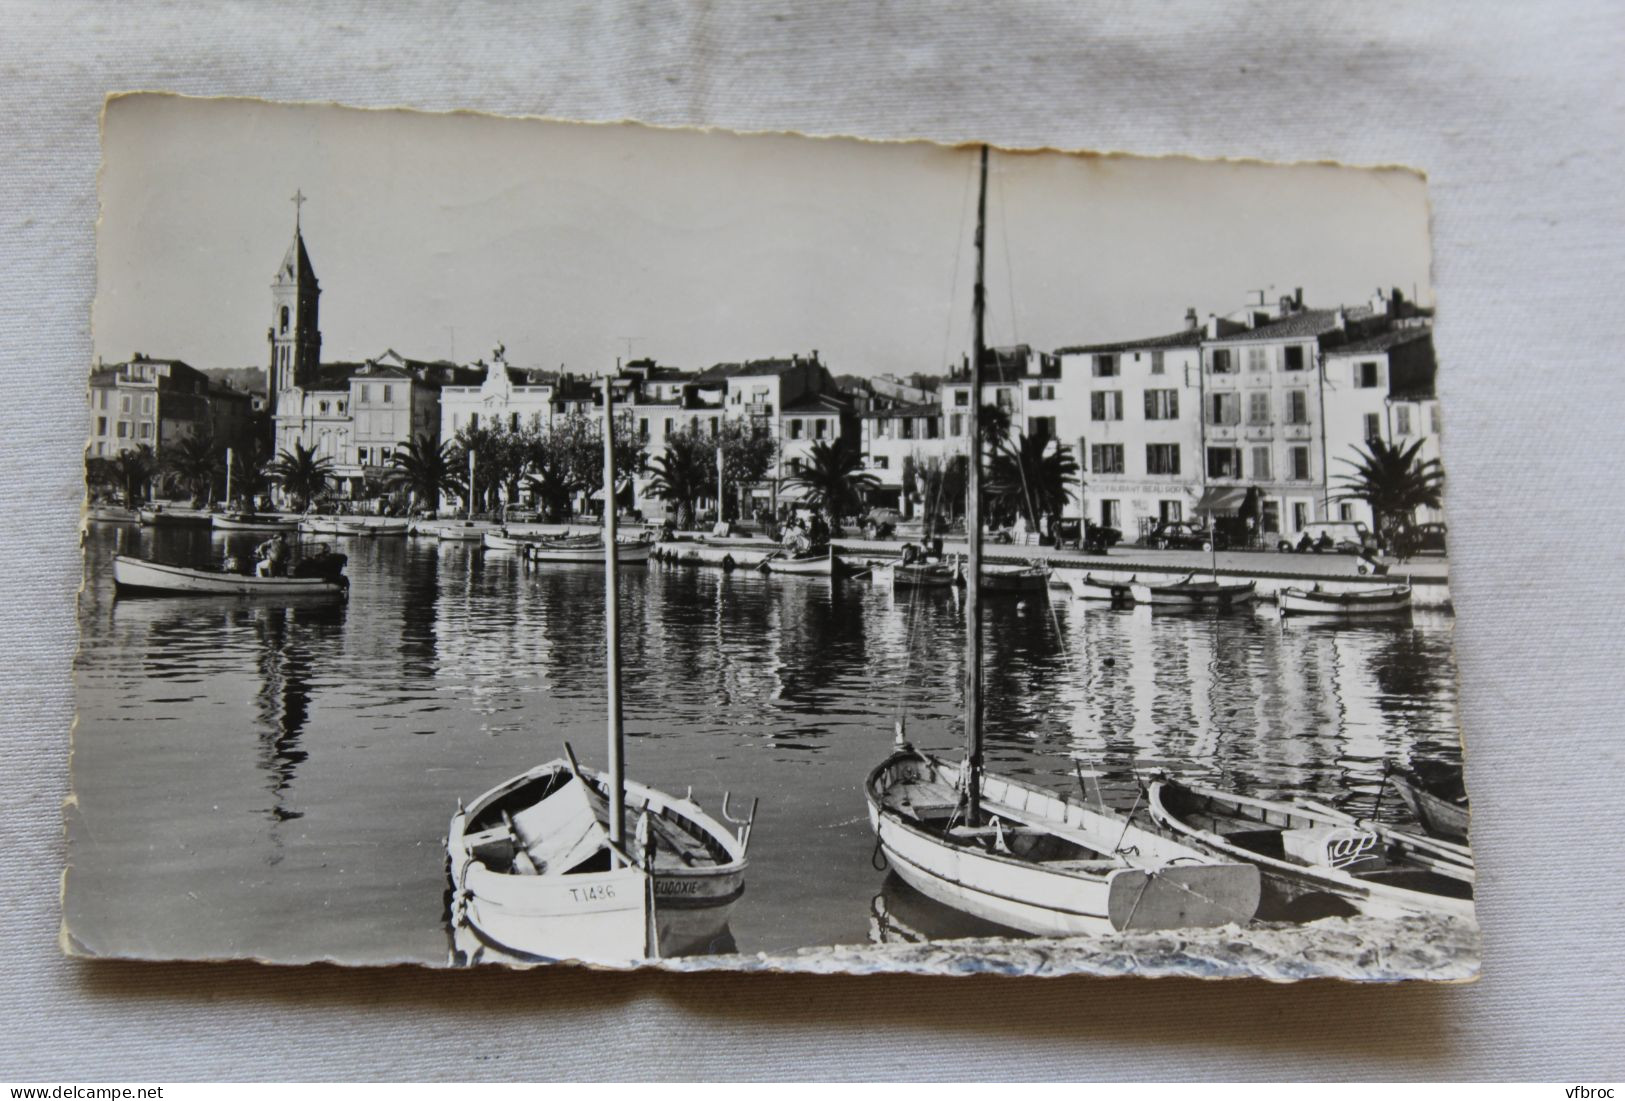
[1100,499,1121,529]
[1206,447,1241,478]
[1430,406,1441,434]
[1146,444,1180,475]
[790,418,803,439]
[1289,446,1311,480]
[1159,500,1182,523]
[360,385,371,403]
[1144,389,1178,420]
[1285,390,1309,425]
[1150,350,1165,375]
[950,413,963,437]
[901,418,915,440]
[96,416,107,436]
[469,412,477,429]
[120,395,131,413]
[380,448,392,465]
[1247,347,1269,372]
[337,402,346,415]
[383,385,393,403]
[1030,416,1056,440]
[280,306,290,333]
[1355,361,1382,388]
[357,447,370,466]
[1090,391,1123,422]
[1089,444,1124,474]
[1364,413,1382,441]
[1207,392,1239,426]
[1209,349,1235,374]
[142,395,155,414]
[995,388,1013,411]
[874,456,889,470]
[638,418,649,441]
[1027,384,1055,400]
[1292,501,1310,532]
[710,417,719,437]
[117,421,128,438]
[1251,446,1272,480]
[319,401,330,414]
[925,417,940,439]
[815,419,828,439]
[1340,503,1355,521]
[954,390,969,407]
[1247,392,1271,425]
[1094,354,1118,378]
[1283,345,1306,371]
[137,422,151,438]
[1396,406,1413,436]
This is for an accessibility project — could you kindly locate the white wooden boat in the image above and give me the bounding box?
[1146,777,1474,921]
[212,511,300,533]
[86,505,138,524]
[867,749,1260,935]
[360,518,409,536]
[436,520,500,542]
[761,546,836,576]
[1389,769,1470,842]
[447,758,750,963]
[139,506,213,528]
[1279,583,1412,617]
[867,148,1258,940]
[889,561,958,591]
[1066,573,1133,602]
[978,563,1049,594]
[112,554,347,598]
[483,530,552,552]
[527,538,652,565]
[1129,574,1256,608]
[302,516,375,538]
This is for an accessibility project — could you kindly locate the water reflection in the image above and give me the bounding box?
[71,523,1464,963]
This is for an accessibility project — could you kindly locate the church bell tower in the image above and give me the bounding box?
[269,189,322,406]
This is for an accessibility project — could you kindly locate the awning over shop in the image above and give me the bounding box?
[1194,486,1249,515]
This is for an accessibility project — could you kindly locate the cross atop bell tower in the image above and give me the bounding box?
[269,191,322,402]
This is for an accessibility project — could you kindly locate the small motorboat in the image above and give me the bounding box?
[1279,583,1412,617]
[139,506,213,529]
[86,505,138,524]
[867,746,1261,936]
[436,520,500,542]
[112,552,347,598]
[360,518,409,537]
[1129,574,1256,608]
[977,562,1050,594]
[888,560,959,591]
[760,546,837,576]
[1146,777,1474,921]
[527,537,653,565]
[447,756,752,964]
[1066,573,1132,602]
[302,516,374,538]
[212,511,300,533]
[483,530,554,553]
[1390,767,1470,842]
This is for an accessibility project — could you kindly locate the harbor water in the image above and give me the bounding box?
[68,524,1465,966]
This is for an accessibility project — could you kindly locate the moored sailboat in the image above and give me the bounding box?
[1128,574,1256,608]
[1279,583,1412,617]
[866,146,1260,939]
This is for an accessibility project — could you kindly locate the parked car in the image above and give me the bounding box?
[861,508,903,540]
[1053,518,1122,554]
[1144,520,1223,552]
[1277,520,1378,555]
[1414,522,1448,555]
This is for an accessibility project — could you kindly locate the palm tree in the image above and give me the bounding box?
[1332,438,1444,559]
[268,441,335,512]
[645,429,713,529]
[786,439,878,535]
[161,431,221,506]
[988,431,1078,533]
[110,445,157,508]
[979,402,1013,453]
[227,439,273,508]
[390,434,456,513]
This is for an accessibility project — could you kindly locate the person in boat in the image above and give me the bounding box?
[899,542,921,566]
[783,522,812,556]
[255,533,288,577]
[807,513,830,547]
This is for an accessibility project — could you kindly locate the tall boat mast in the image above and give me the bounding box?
[603,376,626,852]
[964,144,989,826]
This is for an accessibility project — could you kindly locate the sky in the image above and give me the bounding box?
[95,95,1433,379]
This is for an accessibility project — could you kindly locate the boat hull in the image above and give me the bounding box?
[1066,573,1132,602]
[1147,779,1474,921]
[979,565,1050,594]
[1391,772,1470,841]
[889,562,958,590]
[213,514,300,532]
[1279,586,1412,616]
[866,751,1259,936]
[139,508,213,528]
[762,551,835,575]
[112,555,347,598]
[527,541,652,565]
[1129,578,1256,607]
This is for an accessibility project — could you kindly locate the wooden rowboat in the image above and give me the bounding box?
[447,757,751,964]
[112,554,347,598]
[1146,777,1474,921]
[1066,573,1132,602]
[483,530,554,552]
[1129,574,1256,608]
[1390,768,1470,841]
[139,507,213,528]
[527,538,652,565]
[761,546,837,576]
[867,747,1260,936]
[888,561,959,591]
[436,520,500,542]
[1279,583,1412,616]
[978,563,1050,594]
[213,511,300,533]
[86,505,138,524]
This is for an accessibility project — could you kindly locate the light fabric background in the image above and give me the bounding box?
[3,0,1621,1081]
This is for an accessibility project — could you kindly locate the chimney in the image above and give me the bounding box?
[1206,314,1221,339]
[811,349,820,364]
[1334,308,1348,329]
[1294,287,1304,308]
[1184,307,1199,331]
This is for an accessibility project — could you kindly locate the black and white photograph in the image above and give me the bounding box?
[70,92,1476,982]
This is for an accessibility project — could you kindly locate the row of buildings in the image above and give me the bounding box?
[94,214,1444,539]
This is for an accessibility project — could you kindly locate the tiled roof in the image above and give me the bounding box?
[860,401,940,419]
[781,393,852,414]
[1055,328,1203,355]
[946,345,1060,383]
[1324,325,1433,357]
[697,357,807,380]
[1207,306,1374,343]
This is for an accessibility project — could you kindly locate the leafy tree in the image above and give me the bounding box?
[268,441,335,512]
[917,454,968,536]
[786,439,878,535]
[987,431,1078,533]
[979,402,1013,452]
[109,445,157,508]
[225,438,273,507]
[84,455,118,503]
[390,434,456,512]
[645,425,714,530]
[161,431,221,506]
[445,424,494,514]
[718,420,778,522]
[1332,438,1444,560]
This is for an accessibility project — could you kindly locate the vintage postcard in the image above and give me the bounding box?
[69,94,1476,981]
